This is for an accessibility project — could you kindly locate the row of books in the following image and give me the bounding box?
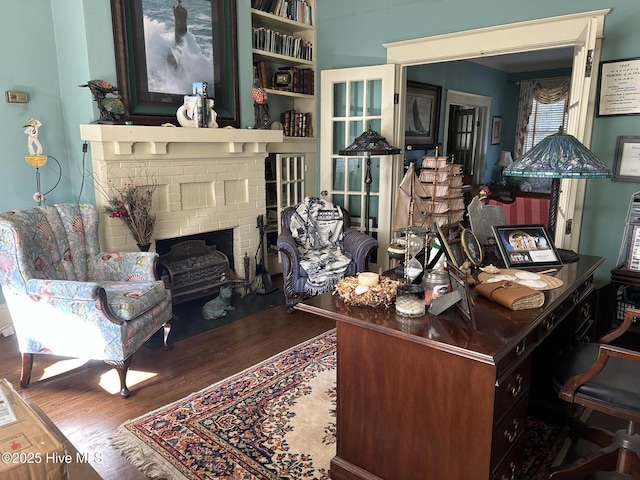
[252,0,313,25]
[252,27,313,61]
[281,110,312,137]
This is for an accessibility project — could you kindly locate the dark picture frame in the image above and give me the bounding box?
[404,81,442,149]
[110,0,239,127]
[447,263,476,330]
[491,116,502,145]
[613,136,640,182]
[461,228,483,266]
[597,57,640,117]
[436,223,463,268]
[492,224,562,269]
[625,225,640,272]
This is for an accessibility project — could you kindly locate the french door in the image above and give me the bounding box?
[321,64,398,271]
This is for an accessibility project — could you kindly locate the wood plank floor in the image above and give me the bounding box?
[0,278,335,479]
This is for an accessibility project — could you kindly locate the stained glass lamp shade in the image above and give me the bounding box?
[339,128,401,235]
[504,128,611,238]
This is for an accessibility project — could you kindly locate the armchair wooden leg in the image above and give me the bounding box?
[104,357,132,399]
[163,322,172,350]
[20,353,33,388]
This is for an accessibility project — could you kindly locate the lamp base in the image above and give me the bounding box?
[558,248,579,263]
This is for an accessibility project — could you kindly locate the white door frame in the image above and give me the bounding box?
[385,9,609,249]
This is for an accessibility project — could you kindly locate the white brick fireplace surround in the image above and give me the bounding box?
[80,125,284,280]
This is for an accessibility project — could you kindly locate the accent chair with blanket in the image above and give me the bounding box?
[0,203,172,398]
[277,196,378,311]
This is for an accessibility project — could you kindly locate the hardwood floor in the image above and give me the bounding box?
[0,279,335,480]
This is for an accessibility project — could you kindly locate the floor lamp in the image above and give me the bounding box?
[339,127,401,235]
[504,128,611,259]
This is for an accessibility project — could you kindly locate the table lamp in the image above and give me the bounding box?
[338,127,401,235]
[504,127,611,258]
[496,151,513,185]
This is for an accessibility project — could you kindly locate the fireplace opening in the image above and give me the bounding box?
[156,229,234,270]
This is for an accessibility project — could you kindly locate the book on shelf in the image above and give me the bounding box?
[253,61,268,88]
[281,110,311,137]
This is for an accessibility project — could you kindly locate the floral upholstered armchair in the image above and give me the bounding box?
[277,197,378,311]
[0,203,172,398]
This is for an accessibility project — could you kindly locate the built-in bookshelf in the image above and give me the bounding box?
[251,0,316,138]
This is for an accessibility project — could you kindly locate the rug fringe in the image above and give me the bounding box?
[110,425,186,480]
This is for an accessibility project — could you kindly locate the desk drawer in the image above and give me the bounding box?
[491,436,524,480]
[490,397,529,469]
[494,355,531,425]
[496,330,536,378]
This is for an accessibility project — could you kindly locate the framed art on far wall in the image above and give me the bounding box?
[491,116,502,145]
[404,81,442,149]
[613,136,640,182]
[110,0,239,127]
[597,57,640,117]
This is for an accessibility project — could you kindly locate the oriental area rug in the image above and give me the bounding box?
[113,329,571,479]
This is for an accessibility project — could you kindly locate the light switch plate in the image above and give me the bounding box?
[5,91,29,103]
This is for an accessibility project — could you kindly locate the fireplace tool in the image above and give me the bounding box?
[254,214,277,295]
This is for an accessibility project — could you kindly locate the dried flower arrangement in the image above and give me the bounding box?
[95,174,158,247]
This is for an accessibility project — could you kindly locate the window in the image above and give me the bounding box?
[524,97,568,152]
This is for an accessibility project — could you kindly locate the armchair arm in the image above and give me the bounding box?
[25,278,126,325]
[343,228,378,272]
[598,307,640,344]
[25,278,101,301]
[88,251,158,282]
[277,230,301,280]
[559,343,640,402]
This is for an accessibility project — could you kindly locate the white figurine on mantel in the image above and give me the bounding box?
[176,95,218,128]
[23,119,43,156]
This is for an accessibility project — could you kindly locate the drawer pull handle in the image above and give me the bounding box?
[503,419,519,443]
[544,318,554,331]
[501,462,516,480]
[515,339,527,356]
[508,374,523,397]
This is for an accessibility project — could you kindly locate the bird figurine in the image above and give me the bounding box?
[252,79,270,128]
[79,79,125,124]
[23,119,43,156]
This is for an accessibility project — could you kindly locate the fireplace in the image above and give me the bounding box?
[80,125,284,280]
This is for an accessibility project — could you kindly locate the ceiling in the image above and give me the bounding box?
[470,47,574,73]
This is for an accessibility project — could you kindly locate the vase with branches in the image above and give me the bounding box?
[97,175,157,248]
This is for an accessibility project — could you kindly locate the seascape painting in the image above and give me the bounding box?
[142,0,215,95]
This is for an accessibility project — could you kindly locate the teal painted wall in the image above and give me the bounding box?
[0,0,638,291]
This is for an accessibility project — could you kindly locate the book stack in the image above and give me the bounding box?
[281,110,311,137]
[252,0,313,25]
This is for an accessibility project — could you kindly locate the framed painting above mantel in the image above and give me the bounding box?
[110,0,239,127]
[404,81,442,150]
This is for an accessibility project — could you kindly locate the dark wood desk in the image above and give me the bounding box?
[296,255,605,480]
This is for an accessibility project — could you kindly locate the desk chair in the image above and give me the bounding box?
[549,308,640,479]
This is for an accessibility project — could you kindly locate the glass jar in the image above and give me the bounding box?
[422,269,450,306]
[395,283,426,317]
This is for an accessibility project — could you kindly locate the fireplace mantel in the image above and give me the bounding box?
[80,124,283,155]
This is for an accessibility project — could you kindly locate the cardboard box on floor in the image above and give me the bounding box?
[0,379,67,480]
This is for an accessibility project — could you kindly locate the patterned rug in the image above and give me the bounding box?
[113,329,571,479]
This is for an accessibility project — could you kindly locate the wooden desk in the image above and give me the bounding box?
[296,255,604,480]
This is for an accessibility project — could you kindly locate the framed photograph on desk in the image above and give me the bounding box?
[492,224,562,269]
[447,264,476,330]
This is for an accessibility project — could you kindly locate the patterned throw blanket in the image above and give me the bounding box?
[289,197,352,295]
